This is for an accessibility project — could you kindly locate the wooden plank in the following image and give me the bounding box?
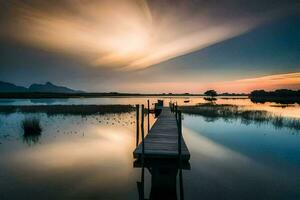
[133,107,190,160]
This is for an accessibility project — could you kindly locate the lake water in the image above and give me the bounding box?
[0,97,299,199]
[1,96,299,118]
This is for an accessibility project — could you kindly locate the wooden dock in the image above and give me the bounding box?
[133,107,190,161]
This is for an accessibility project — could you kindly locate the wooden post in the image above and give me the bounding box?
[141,105,145,200]
[141,165,145,200]
[136,104,139,147]
[175,104,178,120]
[141,104,145,157]
[179,168,184,200]
[179,111,184,200]
[178,111,182,159]
[170,102,174,112]
[147,100,150,133]
[137,102,145,200]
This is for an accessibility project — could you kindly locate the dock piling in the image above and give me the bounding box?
[136,104,139,147]
[141,104,145,157]
[147,100,150,133]
[178,111,182,160]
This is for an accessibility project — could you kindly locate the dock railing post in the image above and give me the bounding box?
[173,103,175,113]
[170,102,174,112]
[136,104,139,147]
[147,100,150,133]
[175,103,178,120]
[178,110,184,200]
[179,167,184,200]
[141,105,145,200]
[141,164,145,200]
[178,111,182,160]
[141,104,145,157]
[138,104,145,200]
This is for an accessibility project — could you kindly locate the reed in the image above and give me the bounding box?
[22,118,42,135]
[180,104,300,131]
[0,104,135,115]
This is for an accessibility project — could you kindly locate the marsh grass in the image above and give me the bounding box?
[22,118,42,135]
[180,104,300,131]
[0,105,135,115]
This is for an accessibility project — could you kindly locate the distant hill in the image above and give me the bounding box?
[29,82,83,93]
[0,81,28,92]
[0,81,83,93]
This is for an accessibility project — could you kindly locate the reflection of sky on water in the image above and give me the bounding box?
[0,100,299,199]
[183,123,300,199]
[184,115,300,165]
[0,112,156,199]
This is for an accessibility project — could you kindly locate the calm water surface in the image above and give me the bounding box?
[0,97,299,199]
[1,96,299,118]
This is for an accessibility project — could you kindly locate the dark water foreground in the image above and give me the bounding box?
[0,101,299,199]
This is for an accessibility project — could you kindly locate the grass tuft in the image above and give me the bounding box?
[22,118,42,136]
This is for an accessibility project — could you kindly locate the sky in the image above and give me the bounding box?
[0,0,299,93]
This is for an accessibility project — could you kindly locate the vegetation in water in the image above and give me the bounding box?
[22,118,42,135]
[21,118,42,145]
[180,103,300,131]
[0,105,135,115]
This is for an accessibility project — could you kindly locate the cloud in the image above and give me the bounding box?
[0,0,298,70]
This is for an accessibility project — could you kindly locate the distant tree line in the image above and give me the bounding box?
[219,92,248,96]
[250,89,300,98]
[202,89,300,104]
[204,90,248,97]
[250,89,300,104]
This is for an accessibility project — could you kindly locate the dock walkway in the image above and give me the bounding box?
[133,107,190,161]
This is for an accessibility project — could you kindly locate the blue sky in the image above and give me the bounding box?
[145,14,299,81]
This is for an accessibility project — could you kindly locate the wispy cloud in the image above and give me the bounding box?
[0,0,296,70]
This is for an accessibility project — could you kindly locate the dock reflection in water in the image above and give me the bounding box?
[134,158,190,200]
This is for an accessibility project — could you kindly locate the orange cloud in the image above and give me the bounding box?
[1,0,283,70]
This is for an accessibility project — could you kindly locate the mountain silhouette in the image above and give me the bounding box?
[29,82,82,93]
[0,81,28,92]
[0,81,84,93]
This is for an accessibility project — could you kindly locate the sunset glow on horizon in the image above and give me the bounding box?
[116,72,300,94]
